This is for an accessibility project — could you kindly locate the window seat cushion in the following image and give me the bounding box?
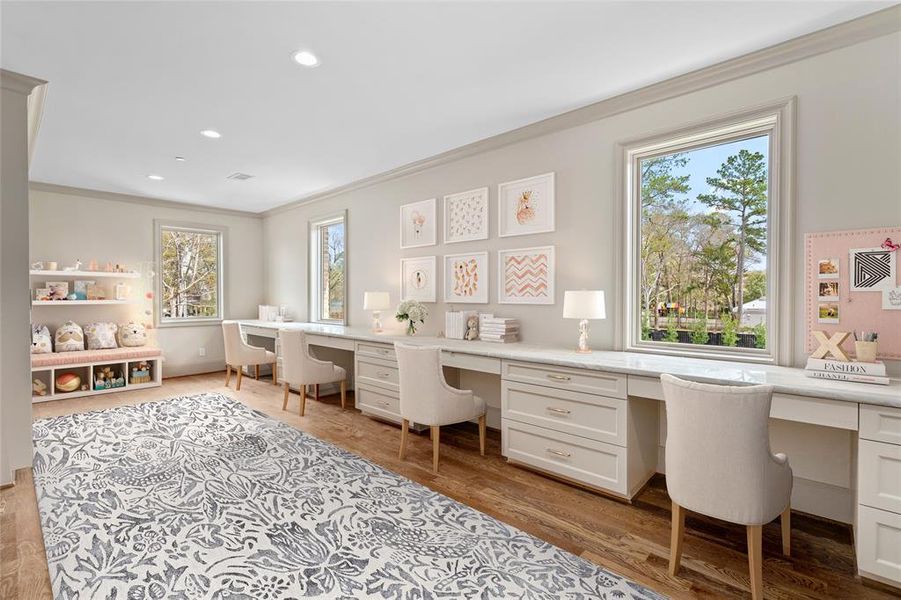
[32,347,163,369]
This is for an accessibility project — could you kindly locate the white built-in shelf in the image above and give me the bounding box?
[30,269,141,279]
[32,300,133,306]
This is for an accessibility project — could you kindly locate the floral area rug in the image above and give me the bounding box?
[32,392,666,599]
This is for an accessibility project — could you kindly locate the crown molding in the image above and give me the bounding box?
[0,69,46,95]
[29,182,262,219]
[263,4,901,217]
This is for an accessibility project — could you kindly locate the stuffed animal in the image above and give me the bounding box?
[84,322,118,350]
[31,324,52,354]
[32,379,47,396]
[465,315,479,341]
[54,321,85,352]
[117,321,148,347]
[55,372,81,393]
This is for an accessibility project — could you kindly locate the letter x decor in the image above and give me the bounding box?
[811,330,851,361]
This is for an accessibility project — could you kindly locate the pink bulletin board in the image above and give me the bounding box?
[805,227,901,359]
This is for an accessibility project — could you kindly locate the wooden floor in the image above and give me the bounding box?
[2,372,898,600]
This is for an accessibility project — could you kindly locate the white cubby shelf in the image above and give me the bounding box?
[31,354,163,403]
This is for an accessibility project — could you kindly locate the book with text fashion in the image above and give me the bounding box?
[805,357,886,377]
[805,370,890,385]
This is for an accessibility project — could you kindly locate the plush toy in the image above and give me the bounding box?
[55,372,81,393]
[84,322,118,350]
[31,324,52,354]
[117,321,147,347]
[54,321,85,352]
[465,315,479,341]
[32,379,47,396]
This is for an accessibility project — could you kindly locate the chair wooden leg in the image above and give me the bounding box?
[478,415,486,456]
[431,426,440,474]
[236,366,243,391]
[255,364,260,380]
[299,384,306,417]
[669,501,685,576]
[315,384,320,402]
[781,505,791,557]
[224,365,231,387]
[272,361,278,385]
[340,380,347,410]
[282,383,290,411]
[399,419,409,459]
[747,524,764,600]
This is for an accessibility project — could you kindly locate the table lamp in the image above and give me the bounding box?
[563,290,606,353]
[363,292,390,333]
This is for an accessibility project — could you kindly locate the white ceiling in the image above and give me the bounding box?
[1,1,891,213]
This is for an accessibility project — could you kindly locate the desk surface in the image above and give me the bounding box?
[239,320,901,408]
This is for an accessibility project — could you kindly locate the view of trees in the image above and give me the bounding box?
[639,138,768,348]
[319,221,345,321]
[160,228,220,319]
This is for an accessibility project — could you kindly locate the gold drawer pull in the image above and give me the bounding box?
[545,447,572,458]
[546,374,571,382]
[546,406,571,415]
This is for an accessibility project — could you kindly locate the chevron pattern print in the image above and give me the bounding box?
[851,248,895,291]
[501,246,554,304]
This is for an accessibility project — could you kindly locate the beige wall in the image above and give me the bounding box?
[263,32,901,376]
[29,187,264,376]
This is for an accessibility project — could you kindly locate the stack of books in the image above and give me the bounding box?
[445,310,477,340]
[479,316,519,343]
[805,357,889,385]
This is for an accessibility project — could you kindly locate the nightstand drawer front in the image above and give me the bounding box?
[502,381,627,446]
[857,505,901,584]
[503,361,627,398]
[859,439,901,514]
[861,405,901,445]
[357,385,400,421]
[356,342,397,361]
[356,357,399,391]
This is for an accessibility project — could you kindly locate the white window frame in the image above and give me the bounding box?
[615,98,795,365]
[309,210,348,325]
[154,220,226,327]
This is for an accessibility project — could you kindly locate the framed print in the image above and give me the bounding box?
[817,258,839,279]
[444,187,489,243]
[818,302,839,324]
[400,256,437,302]
[497,172,555,237]
[443,252,488,303]
[498,246,555,304]
[849,247,896,291]
[817,280,839,301]
[400,198,437,248]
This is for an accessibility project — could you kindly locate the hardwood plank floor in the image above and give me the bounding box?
[2,372,897,599]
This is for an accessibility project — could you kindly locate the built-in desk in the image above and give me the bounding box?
[236,319,901,589]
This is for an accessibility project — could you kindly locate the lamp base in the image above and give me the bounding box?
[575,347,593,354]
[371,311,383,333]
[575,319,592,353]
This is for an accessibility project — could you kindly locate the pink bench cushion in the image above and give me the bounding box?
[32,347,163,369]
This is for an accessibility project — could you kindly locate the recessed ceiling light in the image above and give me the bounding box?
[292,50,320,68]
[174,156,186,162]
[147,174,165,181]
[200,129,221,139]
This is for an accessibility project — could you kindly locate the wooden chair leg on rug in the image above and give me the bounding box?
[781,505,791,557]
[299,386,307,417]
[255,364,260,380]
[282,383,290,410]
[747,524,764,600]
[224,365,231,387]
[669,501,685,576]
[431,426,440,474]
[478,415,486,456]
[272,361,278,385]
[236,366,243,391]
[340,380,347,409]
[399,419,409,460]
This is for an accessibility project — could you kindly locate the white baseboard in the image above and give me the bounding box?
[164,358,226,378]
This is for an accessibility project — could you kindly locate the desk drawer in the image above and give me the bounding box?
[859,439,901,514]
[502,381,627,446]
[442,350,501,374]
[857,505,901,584]
[861,405,901,445]
[357,385,400,421]
[356,341,397,361]
[356,356,399,392]
[307,334,355,351]
[503,360,627,399]
[502,419,627,495]
[242,325,277,339]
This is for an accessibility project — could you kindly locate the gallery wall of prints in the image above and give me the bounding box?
[805,227,901,359]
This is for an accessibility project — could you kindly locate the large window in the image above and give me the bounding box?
[621,102,794,363]
[310,212,346,323]
[156,222,224,325]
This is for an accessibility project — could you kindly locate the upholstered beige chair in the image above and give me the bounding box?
[279,329,347,416]
[394,343,487,474]
[661,373,792,600]
[222,321,277,390]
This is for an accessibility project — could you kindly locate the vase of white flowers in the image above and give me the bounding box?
[395,300,427,336]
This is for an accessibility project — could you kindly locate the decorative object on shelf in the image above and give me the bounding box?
[33,288,51,302]
[73,280,94,300]
[465,314,479,341]
[130,361,152,384]
[396,299,427,336]
[883,287,901,310]
[854,331,879,363]
[498,172,555,237]
[114,282,131,301]
[498,246,555,305]
[804,353,888,385]
[563,290,606,354]
[817,258,839,279]
[94,366,125,390]
[31,260,44,270]
[63,259,83,272]
[117,321,147,347]
[46,281,69,300]
[86,284,106,300]
[46,261,58,271]
[444,187,489,243]
[105,262,114,272]
[479,315,519,343]
[31,324,52,354]
[54,321,85,352]
[818,302,839,324]
[850,247,896,291]
[32,378,47,397]
[400,198,437,248]
[87,259,99,271]
[400,256,437,302]
[363,291,390,333]
[55,372,81,393]
[443,251,488,303]
[66,292,78,301]
[810,330,851,361]
[444,310,477,340]
[84,322,119,350]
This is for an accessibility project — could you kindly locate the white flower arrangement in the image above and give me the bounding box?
[396,300,428,335]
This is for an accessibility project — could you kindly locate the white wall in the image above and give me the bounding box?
[264,32,901,376]
[29,187,264,376]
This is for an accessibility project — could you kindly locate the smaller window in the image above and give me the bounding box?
[310,212,346,323]
[157,222,224,325]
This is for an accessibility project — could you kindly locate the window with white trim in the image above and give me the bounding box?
[157,223,224,325]
[621,103,793,363]
[310,212,347,323]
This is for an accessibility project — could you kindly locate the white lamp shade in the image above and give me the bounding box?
[563,290,606,319]
[363,291,390,311]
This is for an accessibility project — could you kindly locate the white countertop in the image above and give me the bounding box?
[239,320,901,408]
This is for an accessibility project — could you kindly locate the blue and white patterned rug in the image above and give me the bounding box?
[32,392,666,599]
